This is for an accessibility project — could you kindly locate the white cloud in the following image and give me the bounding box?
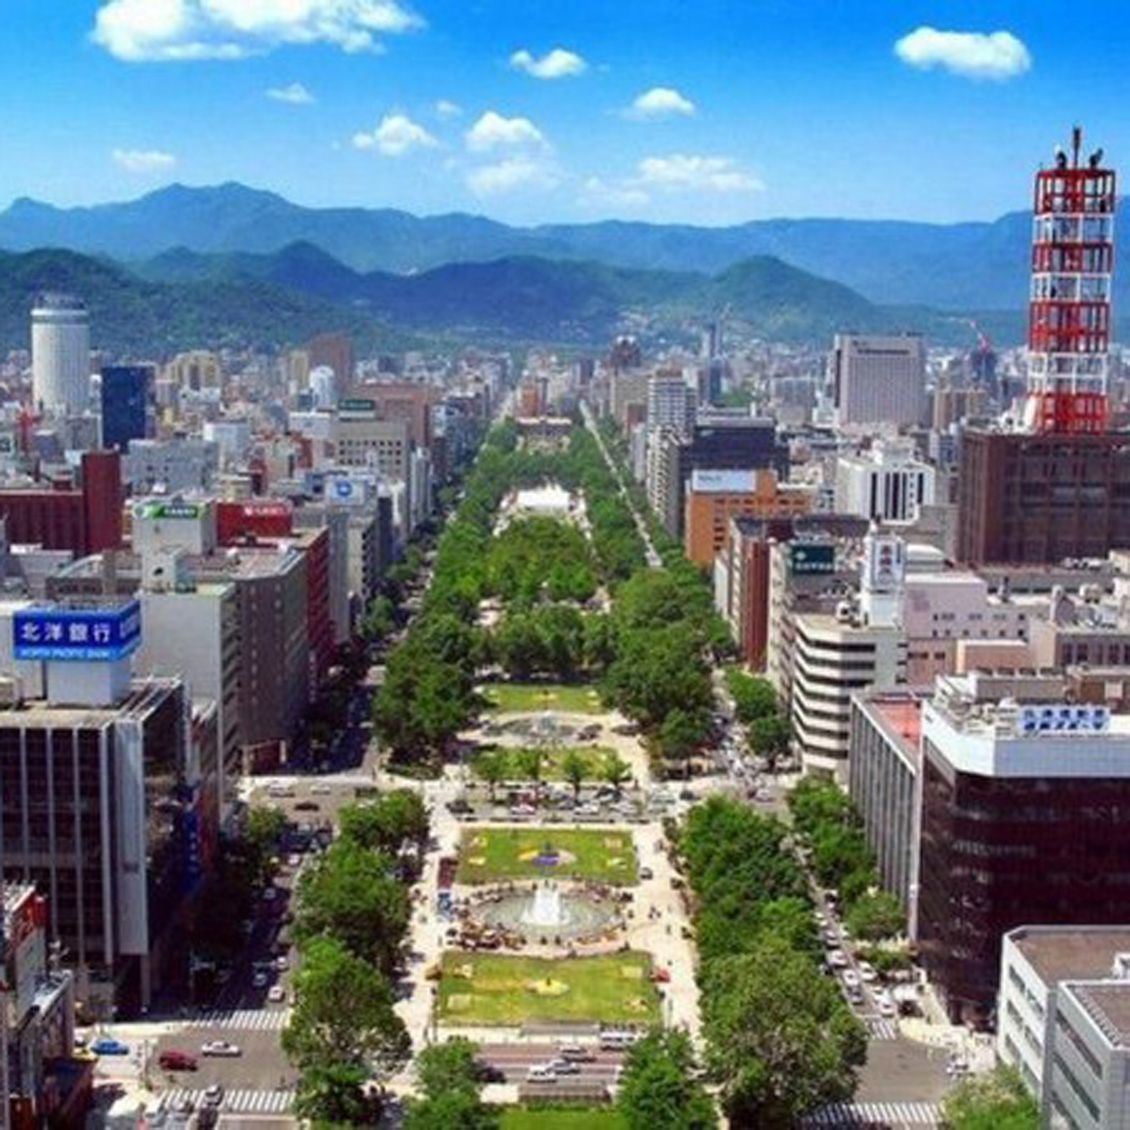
[579,177,650,210]
[352,113,438,156]
[466,157,559,196]
[894,27,1031,80]
[267,81,315,104]
[637,154,763,193]
[92,0,422,62]
[434,99,462,119]
[509,47,587,80]
[624,86,696,120]
[112,147,177,173]
[465,110,548,153]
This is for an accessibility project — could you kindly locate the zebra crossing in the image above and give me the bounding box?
[802,1101,942,1127]
[864,1016,899,1040]
[183,1007,291,1030]
[161,1088,295,1115]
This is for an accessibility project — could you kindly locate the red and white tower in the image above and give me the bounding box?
[1024,127,1116,434]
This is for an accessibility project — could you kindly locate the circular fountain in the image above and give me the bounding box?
[475,880,621,943]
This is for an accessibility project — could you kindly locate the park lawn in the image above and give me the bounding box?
[471,746,617,782]
[501,1108,628,1130]
[482,682,605,714]
[457,826,638,885]
[438,950,659,1026]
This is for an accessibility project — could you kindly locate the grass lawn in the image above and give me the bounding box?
[501,1108,628,1129]
[457,827,638,884]
[482,682,606,714]
[438,951,659,1026]
[471,746,617,782]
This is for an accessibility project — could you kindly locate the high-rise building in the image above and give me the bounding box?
[307,333,354,386]
[646,372,696,439]
[99,365,151,451]
[831,333,926,428]
[31,295,90,417]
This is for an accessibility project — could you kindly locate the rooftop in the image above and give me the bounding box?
[867,692,926,760]
[1069,981,1130,1049]
[1011,926,1130,986]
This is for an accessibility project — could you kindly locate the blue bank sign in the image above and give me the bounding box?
[13,602,142,662]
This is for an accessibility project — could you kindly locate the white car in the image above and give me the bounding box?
[201,1040,242,1057]
[858,962,878,982]
[276,955,290,971]
[266,783,294,798]
[828,950,849,968]
[877,998,897,1019]
[841,970,860,989]
[310,783,333,795]
[267,985,287,1003]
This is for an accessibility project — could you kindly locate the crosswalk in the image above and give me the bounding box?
[865,1017,899,1040]
[183,1008,291,1030]
[161,1088,295,1115]
[802,1101,942,1127]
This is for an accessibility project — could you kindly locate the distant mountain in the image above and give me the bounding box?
[0,243,932,354]
[0,248,398,356]
[0,182,1093,312]
[137,243,905,343]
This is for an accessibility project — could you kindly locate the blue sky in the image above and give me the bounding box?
[2,0,1128,226]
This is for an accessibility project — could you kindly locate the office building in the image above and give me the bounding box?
[31,295,90,417]
[831,333,926,428]
[334,404,411,480]
[646,372,696,439]
[957,430,1130,565]
[99,366,151,452]
[684,468,812,566]
[999,926,1130,1129]
[307,333,354,386]
[834,442,937,525]
[0,599,218,1015]
[917,671,1130,1025]
[0,452,122,558]
[848,689,928,922]
[163,351,223,392]
[126,438,219,495]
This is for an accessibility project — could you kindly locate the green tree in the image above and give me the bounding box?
[361,595,397,643]
[941,1065,1039,1130]
[294,841,410,975]
[726,670,779,725]
[659,707,708,778]
[292,1059,375,1127]
[617,1028,717,1130]
[845,890,905,942]
[702,939,867,1128]
[282,936,410,1077]
[561,749,589,801]
[514,747,544,799]
[603,752,633,799]
[748,713,791,770]
[406,1037,499,1129]
[339,790,429,857]
[475,750,509,802]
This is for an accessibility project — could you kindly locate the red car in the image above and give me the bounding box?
[158,1049,198,1071]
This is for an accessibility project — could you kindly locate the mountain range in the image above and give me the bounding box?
[0,181,1102,313]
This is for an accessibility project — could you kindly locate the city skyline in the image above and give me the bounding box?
[2,1,1128,226]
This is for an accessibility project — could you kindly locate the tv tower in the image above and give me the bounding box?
[1024,127,1116,434]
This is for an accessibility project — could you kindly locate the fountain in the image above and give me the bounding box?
[524,882,562,928]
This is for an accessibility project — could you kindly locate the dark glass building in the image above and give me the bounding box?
[100,365,151,451]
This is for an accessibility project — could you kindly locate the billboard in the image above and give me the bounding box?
[13,601,142,661]
[789,543,835,575]
[134,501,203,521]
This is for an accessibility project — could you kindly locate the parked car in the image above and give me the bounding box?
[90,1036,129,1056]
[828,950,849,968]
[267,985,287,1003]
[294,800,320,812]
[309,783,333,795]
[158,1049,198,1071]
[858,962,878,982]
[841,970,860,989]
[201,1040,242,1057]
[639,866,654,880]
[252,971,269,988]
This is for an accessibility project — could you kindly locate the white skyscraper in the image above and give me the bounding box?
[32,294,91,416]
[831,333,926,428]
